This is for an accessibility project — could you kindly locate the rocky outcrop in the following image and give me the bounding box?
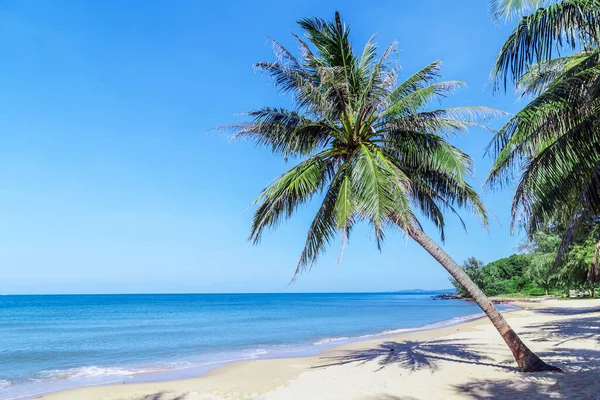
[431,293,464,300]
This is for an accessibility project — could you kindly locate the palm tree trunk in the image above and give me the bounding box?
[407,227,561,372]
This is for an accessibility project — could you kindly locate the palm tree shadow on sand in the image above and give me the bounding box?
[454,366,600,399]
[526,315,600,346]
[532,305,600,316]
[313,339,517,372]
[138,393,187,400]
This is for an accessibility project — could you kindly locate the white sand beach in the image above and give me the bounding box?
[38,298,600,400]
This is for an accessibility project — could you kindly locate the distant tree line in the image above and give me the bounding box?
[451,225,600,298]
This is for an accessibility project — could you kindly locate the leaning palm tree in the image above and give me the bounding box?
[488,0,600,281]
[225,12,558,371]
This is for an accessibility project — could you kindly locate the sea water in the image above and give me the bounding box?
[0,293,512,399]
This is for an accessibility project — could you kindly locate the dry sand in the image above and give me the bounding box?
[39,298,600,400]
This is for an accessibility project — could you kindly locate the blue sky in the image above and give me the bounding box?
[0,0,527,294]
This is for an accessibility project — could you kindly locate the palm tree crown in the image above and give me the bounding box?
[487,0,600,254]
[226,12,495,279]
[224,10,558,373]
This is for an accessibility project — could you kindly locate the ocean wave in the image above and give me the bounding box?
[34,365,166,382]
[0,380,11,390]
[241,348,269,356]
[312,336,350,345]
[31,353,270,385]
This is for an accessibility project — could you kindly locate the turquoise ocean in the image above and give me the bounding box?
[0,293,512,399]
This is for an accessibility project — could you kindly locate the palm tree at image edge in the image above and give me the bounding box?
[488,0,600,291]
[224,12,560,372]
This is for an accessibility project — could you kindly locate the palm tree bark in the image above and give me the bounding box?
[407,226,561,372]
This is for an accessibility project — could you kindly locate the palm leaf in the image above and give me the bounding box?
[492,0,600,90]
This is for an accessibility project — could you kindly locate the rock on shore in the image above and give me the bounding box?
[431,293,464,300]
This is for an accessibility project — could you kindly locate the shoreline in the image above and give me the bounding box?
[34,301,545,400]
[37,298,600,399]
[18,298,600,399]
[3,301,518,400]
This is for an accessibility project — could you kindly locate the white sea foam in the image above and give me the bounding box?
[312,336,350,345]
[241,348,269,357]
[32,353,271,386]
[0,379,11,390]
[155,361,193,370]
[35,366,163,381]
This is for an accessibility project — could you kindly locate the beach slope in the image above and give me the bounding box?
[40,299,600,400]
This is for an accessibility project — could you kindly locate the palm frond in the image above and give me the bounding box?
[225,107,337,159]
[334,174,355,262]
[292,163,350,279]
[491,0,550,22]
[384,61,443,105]
[351,144,415,248]
[492,0,600,90]
[516,51,597,96]
[487,60,600,190]
[250,150,335,243]
[383,106,505,137]
[381,81,466,118]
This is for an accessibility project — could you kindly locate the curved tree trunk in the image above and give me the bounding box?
[407,227,561,372]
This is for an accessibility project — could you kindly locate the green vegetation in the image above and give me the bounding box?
[451,229,600,298]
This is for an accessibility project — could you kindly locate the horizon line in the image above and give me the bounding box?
[0,289,457,296]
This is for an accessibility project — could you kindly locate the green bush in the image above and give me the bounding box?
[451,229,598,298]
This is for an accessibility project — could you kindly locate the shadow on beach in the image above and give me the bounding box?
[313,338,517,372]
[532,304,600,316]
[526,316,600,346]
[316,305,600,398]
[454,368,600,399]
[135,304,600,400]
[536,348,600,372]
[138,393,187,400]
